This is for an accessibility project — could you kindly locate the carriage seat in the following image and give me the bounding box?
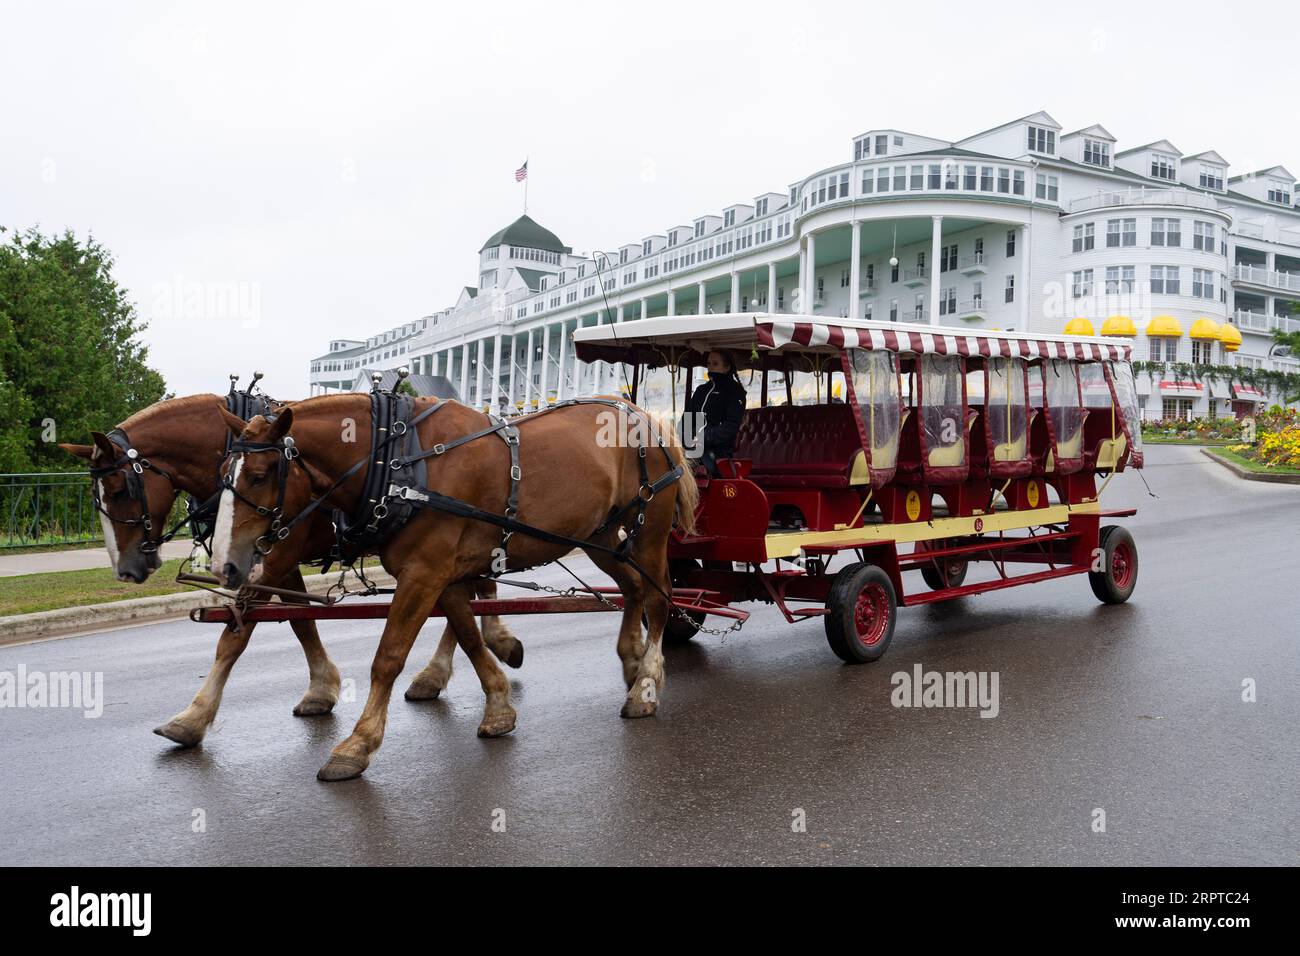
[730,403,863,488]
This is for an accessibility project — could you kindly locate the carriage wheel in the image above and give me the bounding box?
[1089,525,1138,605]
[660,558,704,644]
[824,563,897,664]
[920,546,969,591]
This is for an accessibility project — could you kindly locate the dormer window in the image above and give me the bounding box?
[1150,153,1177,181]
[667,231,678,247]
[1198,165,1224,191]
[619,249,628,264]
[1267,182,1292,205]
[755,197,769,216]
[693,222,704,238]
[540,277,548,291]
[854,139,870,161]
[1083,139,1110,167]
[1027,126,1055,155]
[723,209,735,227]
[875,134,888,155]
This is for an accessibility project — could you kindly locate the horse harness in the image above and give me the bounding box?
[91,387,278,555]
[225,393,685,576]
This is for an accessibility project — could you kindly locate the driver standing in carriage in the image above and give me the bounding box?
[681,349,746,477]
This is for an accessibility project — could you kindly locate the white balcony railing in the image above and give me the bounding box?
[1232,310,1300,334]
[1068,187,1219,215]
[959,253,987,274]
[958,298,988,316]
[1232,264,1300,293]
[902,268,929,286]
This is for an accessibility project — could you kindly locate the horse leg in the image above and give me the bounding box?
[403,621,457,701]
[624,546,673,719]
[585,550,650,707]
[317,571,448,782]
[441,581,516,737]
[154,620,257,747]
[281,566,342,716]
[477,579,524,669]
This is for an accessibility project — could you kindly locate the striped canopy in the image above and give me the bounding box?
[572,314,1132,366]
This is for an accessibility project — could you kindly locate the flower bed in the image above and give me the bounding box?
[1224,408,1300,470]
[1140,417,1244,443]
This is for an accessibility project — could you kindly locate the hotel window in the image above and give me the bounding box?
[944,163,960,190]
[894,135,903,146]
[1151,338,1178,363]
[1150,266,1180,295]
[667,232,678,247]
[756,198,768,216]
[1192,269,1215,298]
[997,167,1010,193]
[643,239,653,255]
[1034,173,1058,201]
[1192,339,1213,365]
[1199,165,1224,191]
[540,277,549,290]
[1027,126,1056,154]
[818,178,828,203]
[566,290,577,304]
[817,277,825,300]
[724,209,735,227]
[603,278,615,291]
[1013,170,1026,195]
[877,167,890,192]
[1162,397,1194,419]
[1004,275,1015,303]
[623,270,636,285]
[980,166,994,191]
[790,187,797,206]
[1150,153,1177,181]
[910,165,924,189]
[1266,183,1292,205]
[1083,139,1110,167]
[864,302,873,320]
[840,268,850,288]
[1006,230,1016,257]
[855,139,867,161]
[862,169,874,193]
[889,298,898,322]
[578,264,586,278]
[1107,218,1136,247]
[964,165,977,190]
[972,281,983,306]
[1072,270,1093,297]
[893,166,906,191]
[1192,221,1215,251]
[693,222,703,238]
[916,251,926,272]
[1151,218,1181,247]
[864,263,874,288]
[875,135,888,154]
[890,261,899,283]
[840,172,850,197]
[1105,266,1134,295]
[777,287,784,309]
[939,287,956,315]
[974,237,984,260]
[1072,222,1095,252]
[940,244,958,273]
[928,164,941,189]
[915,293,925,318]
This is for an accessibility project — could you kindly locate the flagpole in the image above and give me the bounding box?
[524,157,529,215]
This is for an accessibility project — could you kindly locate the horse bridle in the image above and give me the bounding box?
[89,427,182,555]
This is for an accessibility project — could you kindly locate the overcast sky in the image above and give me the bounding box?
[4,0,1298,398]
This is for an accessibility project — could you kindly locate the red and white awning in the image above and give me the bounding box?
[1231,384,1267,402]
[1159,380,1204,395]
[571,314,1132,365]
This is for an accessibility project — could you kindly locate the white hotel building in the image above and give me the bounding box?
[309,110,1300,419]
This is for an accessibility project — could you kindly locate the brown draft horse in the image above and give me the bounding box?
[60,394,522,747]
[212,394,698,781]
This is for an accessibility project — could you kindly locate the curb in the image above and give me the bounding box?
[0,569,396,647]
[1201,448,1300,485]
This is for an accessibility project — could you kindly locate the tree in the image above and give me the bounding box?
[0,227,166,471]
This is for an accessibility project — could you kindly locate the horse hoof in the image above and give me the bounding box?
[317,755,368,782]
[153,720,203,748]
[292,697,336,717]
[503,639,524,669]
[477,710,517,738]
[404,682,443,702]
[620,698,658,720]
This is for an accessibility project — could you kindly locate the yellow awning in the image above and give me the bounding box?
[1189,317,1222,341]
[1145,315,1184,337]
[1100,315,1137,337]
[1064,317,1096,336]
[1218,322,1242,352]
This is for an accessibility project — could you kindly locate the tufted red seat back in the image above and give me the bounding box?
[733,403,863,482]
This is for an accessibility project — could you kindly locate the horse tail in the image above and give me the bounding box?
[665,442,699,536]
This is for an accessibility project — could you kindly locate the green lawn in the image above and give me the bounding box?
[0,558,194,616]
[1143,437,1235,446]
[1211,447,1300,476]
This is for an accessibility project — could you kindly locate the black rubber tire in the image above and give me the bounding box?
[659,558,704,644]
[920,556,969,591]
[824,562,898,664]
[1089,525,1138,605]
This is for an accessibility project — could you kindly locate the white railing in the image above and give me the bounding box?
[959,298,987,315]
[903,267,929,284]
[1232,309,1300,334]
[1068,187,1218,215]
[1232,264,1300,293]
[959,253,986,271]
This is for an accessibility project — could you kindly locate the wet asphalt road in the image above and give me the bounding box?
[1,444,1297,866]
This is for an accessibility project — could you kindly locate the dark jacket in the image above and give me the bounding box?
[683,373,747,458]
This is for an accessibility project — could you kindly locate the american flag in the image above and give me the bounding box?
[515,160,528,182]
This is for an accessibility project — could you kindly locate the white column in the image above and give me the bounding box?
[556,320,570,401]
[617,304,625,323]
[462,343,473,403]
[730,271,740,313]
[490,333,502,410]
[507,335,518,409]
[524,330,535,407]
[767,262,777,314]
[849,221,862,320]
[593,313,604,393]
[804,232,817,313]
[474,337,486,409]
[640,297,649,321]
[539,324,552,405]
[929,215,942,325]
[1019,224,1030,333]
[698,281,706,314]
[667,288,676,316]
